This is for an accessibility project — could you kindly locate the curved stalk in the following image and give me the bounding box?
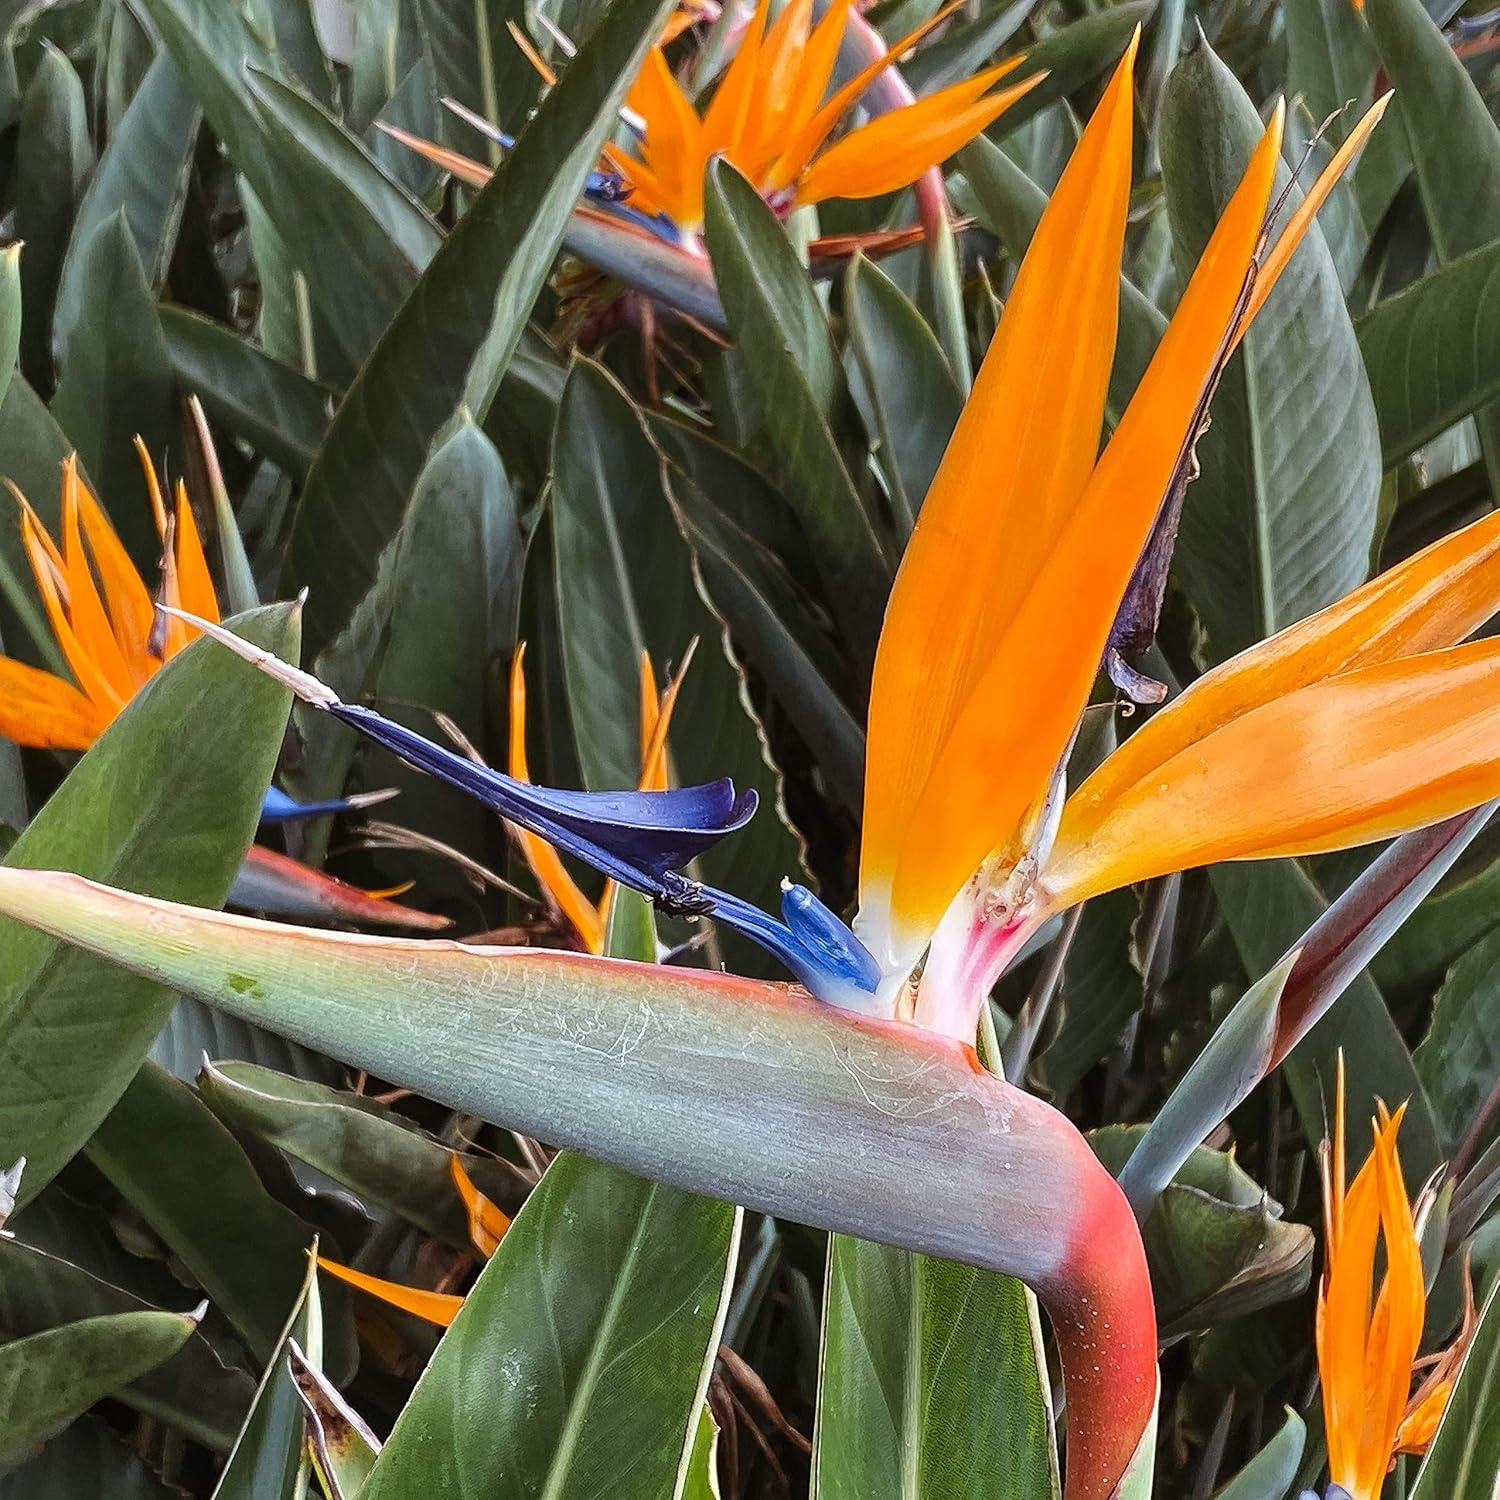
[0,868,1156,1499]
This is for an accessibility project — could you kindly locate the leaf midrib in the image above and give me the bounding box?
[537,1182,661,1500]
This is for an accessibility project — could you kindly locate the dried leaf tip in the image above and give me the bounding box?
[156,605,340,708]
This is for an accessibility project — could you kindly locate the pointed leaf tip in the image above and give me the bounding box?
[159,607,339,707]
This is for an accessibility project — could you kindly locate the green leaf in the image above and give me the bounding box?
[815,1239,1059,1499]
[1161,41,1380,659]
[339,415,521,874]
[843,253,961,533]
[550,359,801,956]
[83,1060,321,1363]
[159,305,335,479]
[1284,0,1375,142]
[1374,847,1500,995]
[288,414,519,875]
[1284,101,1369,293]
[1417,924,1500,1151]
[1092,1129,1314,1339]
[197,1059,470,1246]
[359,1153,741,1500]
[665,457,866,809]
[417,0,537,147]
[981,3,1151,137]
[0,1414,185,1499]
[101,0,157,135]
[243,65,440,279]
[284,0,675,651]
[0,605,297,1202]
[49,214,179,564]
[349,0,413,132]
[1355,240,1500,468]
[1211,858,1443,1181]
[0,1205,252,1450]
[138,0,435,367]
[13,43,91,389]
[1212,1408,1305,1500]
[51,51,200,367]
[1410,1277,1500,1499]
[702,158,891,663]
[0,244,21,421]
[245,0,335,105]
[0,1309,199,1456]
[210,1236,323,1500]
[1366,0,1500,496]
[897,0,1033,94]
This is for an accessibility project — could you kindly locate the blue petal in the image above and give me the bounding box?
[587,196,684,244]
[780,884,882,993]
[704,886,881,1008]
[328,703,754,897]
[313,700,877,1005]
[260,786,367,824]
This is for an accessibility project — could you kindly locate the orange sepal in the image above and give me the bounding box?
[1058,506,1500,864]
[697,0,768,163]
[316,1256,464,1328]
[1236,94,1392,339]
[892,99,1283,939]
[1047,639,1500,905]
[0,657,110,750]
[18,502,126,720]
[70,466,154,685]
[1394,1256,1478,1456]
[628,47,706,228]
[736,0,813,169]
[796,66,1044,206]
[449,1155,511,1257]
[172,480,220,628]
[858,37,1138,967]
[766,0,982,193]
[58,460,134,702]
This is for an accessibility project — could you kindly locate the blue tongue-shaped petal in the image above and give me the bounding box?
[330,704,756,895]
[170,608,877,1008]
[259,784,399,824]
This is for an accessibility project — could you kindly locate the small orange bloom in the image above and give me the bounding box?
[0,448,219,752]
[389,0,1040,242]
[1316,1063,1477,1498]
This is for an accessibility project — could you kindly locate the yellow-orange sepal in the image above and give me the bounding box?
[1047,509,1500,907]
[859,37,1142,971]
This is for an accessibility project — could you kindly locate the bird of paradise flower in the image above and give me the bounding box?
[1312,1059,1478,1500]
[0,430,442,930]
[383,0,1039,329]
